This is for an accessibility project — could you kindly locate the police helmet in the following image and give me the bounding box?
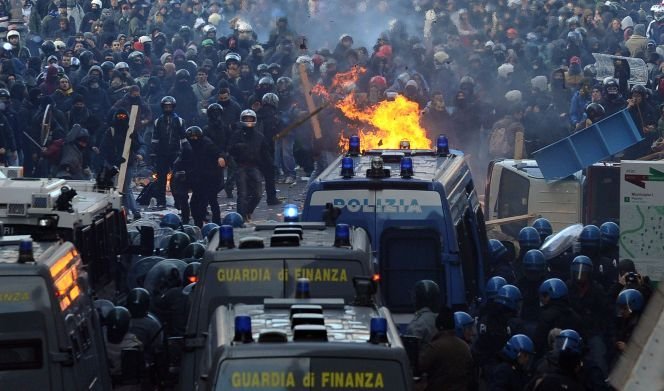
[106,306,131,344]
[185,126,203,140]
[207,103,223,121]
[523,249,547,273]
[555,329,583,354]
[222,212,244,228]
[240,109,257,128]
[160,212,181,229]
[453,311,475,340]
[599,222,620,247]
[539,278,568,300]
[495,284,522,312]
[488,239,508,264]
[0,89,10,99]
[183,242,205,259]
[585,102,605,123]
[412,280,440,311]
[183,262,201,285]
[579,225,600,248]
[201,222,219,239]
[126,287,150,318]
[518,227,541,249]
[182,224,202,242]
[571,255,593,281]
[206,226,219,242]
[261,92,279,108]
[224,52,241,64]
[161,96,177,111]
[501,334,535,361]
[167,231,191,259]
[617,288,644,314]
[485,276,507,300]
[532,218,553,242]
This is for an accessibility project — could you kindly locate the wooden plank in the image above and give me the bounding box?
[485,213,536,227]
[514,130,524,160]
[298,63,322,140]
[116,105,139,193]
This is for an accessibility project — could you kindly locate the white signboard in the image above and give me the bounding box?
[620,161,664,280]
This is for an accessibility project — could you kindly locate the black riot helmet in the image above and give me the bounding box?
[167,231,191,259]
[185,126,203,140]
[106,306,131,344]
[41,40,56,57]
[413,280,441,311]
[176,68,190,82]
[183,261,201,286]
[207,103,223,122]
[125,287,150,318]
[276,76,293,100]
[631,84,647,97]
[183,242,205,259]
[161,95,176,112]
[585,102,605,123]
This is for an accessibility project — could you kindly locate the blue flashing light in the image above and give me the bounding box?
[19,238,33,253]
[348,135,361,156]
[296,278,311,298]
[436,135,449,155]
[400,157,414,178]
[334,224,351,247]
[369,317,388,344]
[234,315,253,343]
[341,157,354,178]
[283,204,299,222]
[219,225,235,249]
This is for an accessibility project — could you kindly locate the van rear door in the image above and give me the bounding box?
[0,276,57,390]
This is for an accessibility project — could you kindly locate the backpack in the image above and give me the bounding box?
[489,123,511,157]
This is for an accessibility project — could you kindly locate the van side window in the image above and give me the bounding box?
[497,168,529,238]
[0,339,43,371]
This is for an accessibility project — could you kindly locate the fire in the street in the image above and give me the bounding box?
[314,66,432,151]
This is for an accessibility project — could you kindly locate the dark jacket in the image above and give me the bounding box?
[100,109,146,168]
[534,300,584,357]
[228,125,272,168]
[419,329,474,391]
[151,113,186,157]
[57,125,91,180]
[178,136,223,188]
[566,280,609,336]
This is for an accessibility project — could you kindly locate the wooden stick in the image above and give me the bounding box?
[116,105,139,193]
[485,213,536,227]
[298,63,322,140]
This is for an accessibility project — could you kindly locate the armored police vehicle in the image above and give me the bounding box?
[485,159,621,238]
[302,136,489,311]
[0,240,112,390]
[179,222,378,389]
[190,295,414,391]
[0,173,129,288]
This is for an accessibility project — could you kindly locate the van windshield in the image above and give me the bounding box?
[215,357,408,391]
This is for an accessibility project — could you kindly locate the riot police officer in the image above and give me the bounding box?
[488,239,517,284]
[151,96,186,207]
[518,227,542,270]
[610,289,644,364]
[105,306,143,379]
[488,334,534,390]
[597,221,620,290]
[166,232,191,259]
[517,249,549,332]
[532,218,553,244]
[534,278,584,358]
[406,280,440,345]
[228,109,273,222]
[126,288,163,358]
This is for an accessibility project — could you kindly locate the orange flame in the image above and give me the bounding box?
[313,66,432,151]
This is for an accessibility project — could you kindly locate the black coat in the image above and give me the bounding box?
[178,136,222,188]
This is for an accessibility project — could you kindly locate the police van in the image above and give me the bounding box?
[179,222,378,389]
[0,173,129,288]
[485,159,621,238]
[0,240,112,390]
[302,136,490,311]
[193,296,414,391]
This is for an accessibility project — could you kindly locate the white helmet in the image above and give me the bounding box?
[236,21,253,33]
[139,35,152,44]
[224,52,241,64]
[54,40,66,51]
[240,109,257,128]
[6,30,19,40]
[653,4,664,21]
[114,61,129,70]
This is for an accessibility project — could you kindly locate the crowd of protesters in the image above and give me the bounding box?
[0,0,664,221]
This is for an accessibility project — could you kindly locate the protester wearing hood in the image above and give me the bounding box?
[81,0,102,32]
[57,124,92,180]
[626,24,648,60]
[51,76,75,112]
[167,69,199,125]
[39,64,60,95]
[110,85,153,132]
[100,108,145,218]
[421,91,453,142]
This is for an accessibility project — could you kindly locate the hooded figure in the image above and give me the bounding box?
[39,65,60,95]
[57,124,91,179]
